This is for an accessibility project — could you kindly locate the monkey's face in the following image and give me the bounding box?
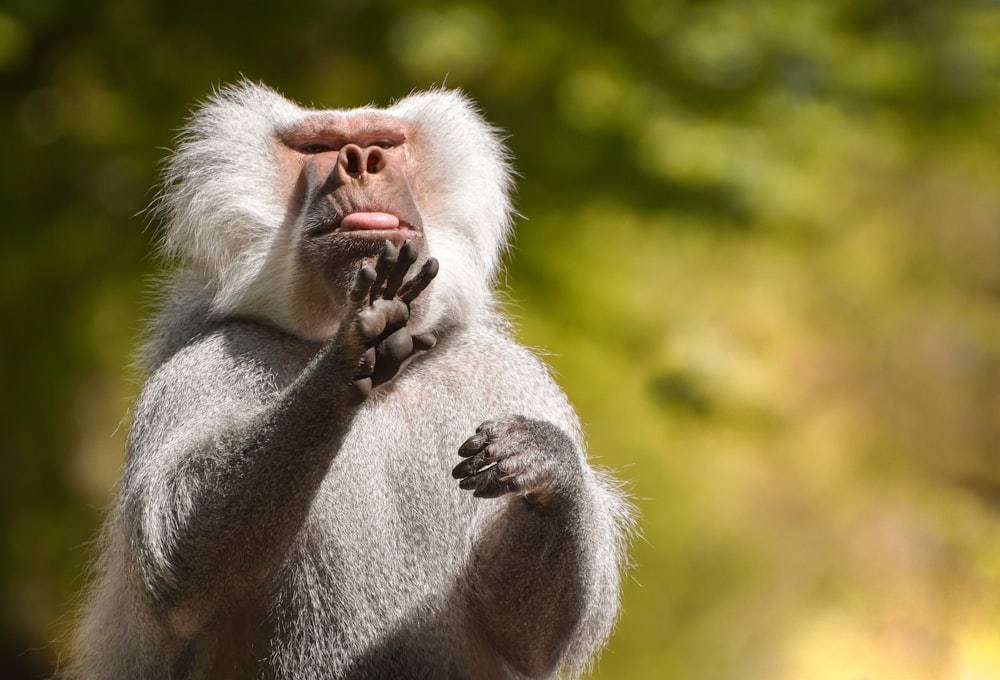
[284,114,422,249]
[156,83,514,341]
[276,113,429,331]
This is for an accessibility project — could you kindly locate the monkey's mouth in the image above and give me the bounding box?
[334,212,412,233]
[310,211,420,245]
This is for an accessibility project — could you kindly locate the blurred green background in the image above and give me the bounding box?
[3,0,1000,678]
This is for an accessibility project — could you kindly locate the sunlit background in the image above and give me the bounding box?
[2,1,1000,678]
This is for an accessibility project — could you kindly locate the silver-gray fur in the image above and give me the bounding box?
[70,82,631,680]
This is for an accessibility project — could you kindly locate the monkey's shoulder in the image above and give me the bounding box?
[136,320,314,418]
[152,318,315,376]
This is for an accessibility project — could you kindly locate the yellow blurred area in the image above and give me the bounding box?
[511,106,1000,675]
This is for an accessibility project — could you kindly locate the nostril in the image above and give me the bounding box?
[365,147,385,174]
[339,144,363,176]
[345,149,360,175]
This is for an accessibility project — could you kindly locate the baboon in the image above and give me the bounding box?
[71,82,631,679]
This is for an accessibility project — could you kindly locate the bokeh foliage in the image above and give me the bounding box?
[2,0,1000,677]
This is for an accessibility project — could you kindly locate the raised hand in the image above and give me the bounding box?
[345,240,439,399]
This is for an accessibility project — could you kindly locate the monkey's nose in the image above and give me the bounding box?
[338,144,386,180]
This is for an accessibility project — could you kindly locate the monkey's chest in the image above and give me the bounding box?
[311,420,475,582]
[252,455,477,677]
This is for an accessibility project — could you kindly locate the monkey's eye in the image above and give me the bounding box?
[372,140,396,149]
[299,142,335,154]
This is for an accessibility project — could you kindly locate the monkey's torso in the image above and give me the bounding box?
[77,318,610,680]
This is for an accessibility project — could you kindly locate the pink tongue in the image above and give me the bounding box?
[339,212,400,231]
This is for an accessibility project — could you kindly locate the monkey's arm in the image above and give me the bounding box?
[121,248,437,638]
[453,383,630,677]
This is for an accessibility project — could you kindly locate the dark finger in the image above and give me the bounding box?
[458,433,489,458]
[397,258,440,304]
[457,462,498,490]
[383,240,418,300]
[357,308,388,342]
[373,299,410,339]
[452,458,475,479]
[411,332,437,352]
[371,328,414,387]
[456,462,514,497]
[452,455,494,479]
[370,241,400,303]
[381,327,414,364]
[350,265,377,307]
